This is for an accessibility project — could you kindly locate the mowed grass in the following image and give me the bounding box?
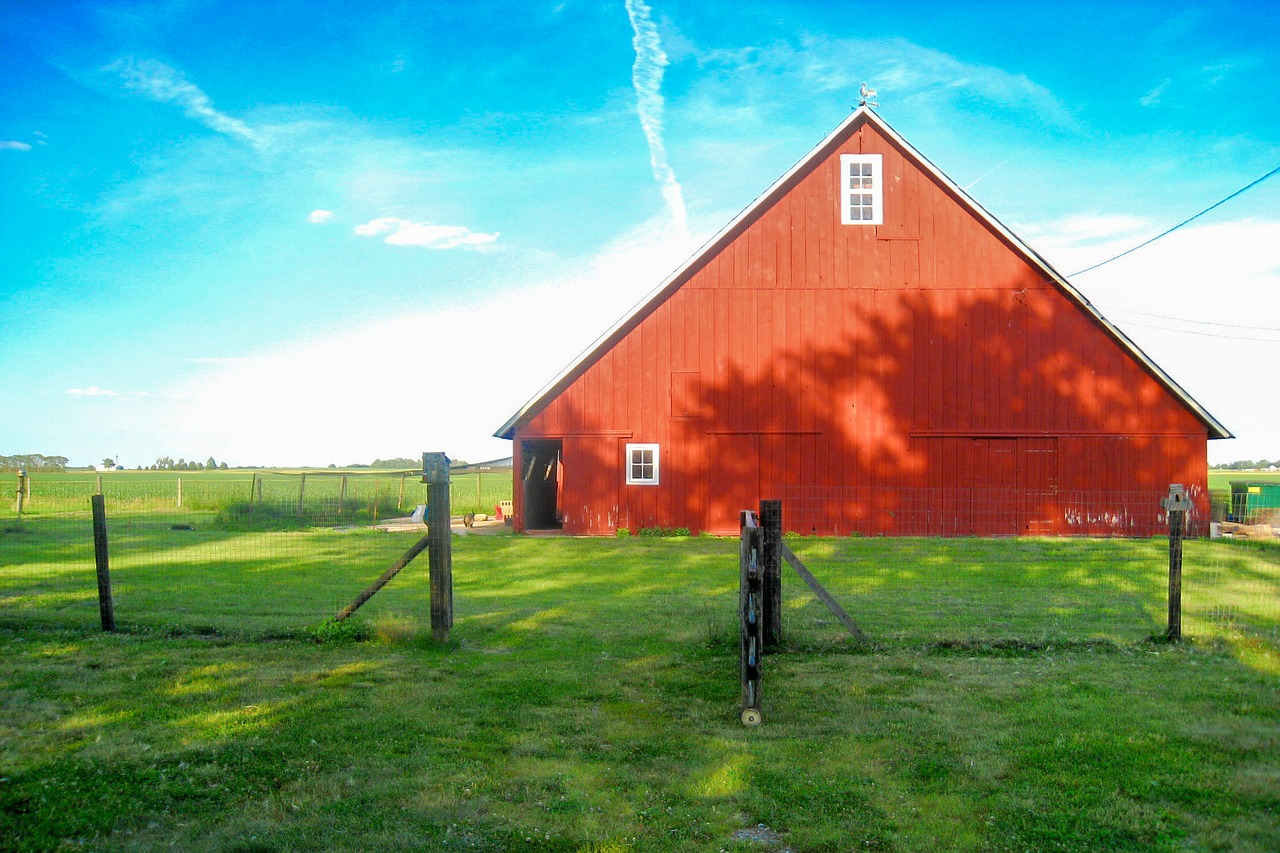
[1,534,1278,851]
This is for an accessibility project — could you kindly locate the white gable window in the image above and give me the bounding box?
[625,443,660,485]
[839,153,883,225]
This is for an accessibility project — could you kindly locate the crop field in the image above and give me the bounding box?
[2,526,1278,851]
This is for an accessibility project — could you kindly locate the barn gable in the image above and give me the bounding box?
[497,108,1229,536]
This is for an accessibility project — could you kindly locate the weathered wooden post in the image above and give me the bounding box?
[423,453,454,642]
[14,468,26,516]
[296,473,307,519]
[1162,484,1190,641]
[739,509,764,726]
[760,499,782,649]
[91,494,115,632]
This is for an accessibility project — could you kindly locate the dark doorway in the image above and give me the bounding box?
[521,440,563,530]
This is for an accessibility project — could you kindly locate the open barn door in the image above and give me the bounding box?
[521,439,563,530]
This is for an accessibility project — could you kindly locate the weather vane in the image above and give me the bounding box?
[857,82,879,109]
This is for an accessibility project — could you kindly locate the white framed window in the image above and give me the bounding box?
[839,153,883,225]
[625,443,660,485]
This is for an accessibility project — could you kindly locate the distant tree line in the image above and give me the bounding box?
[149,456,229,471]
[0,453,69,472]
[1216,459,1277,470]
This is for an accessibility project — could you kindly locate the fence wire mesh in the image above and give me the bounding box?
[776,536,1279,649]
[3,480,1277,652]
[0,468,513,637]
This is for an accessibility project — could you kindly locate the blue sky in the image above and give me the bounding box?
[3,0,1278,468]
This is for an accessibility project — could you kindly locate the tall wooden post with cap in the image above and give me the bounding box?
[1162,483,1191,641]
[422,453,454,642]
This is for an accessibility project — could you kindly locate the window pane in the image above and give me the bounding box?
[862,163,873,176]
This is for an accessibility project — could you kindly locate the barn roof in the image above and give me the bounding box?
[496,107,1231,441]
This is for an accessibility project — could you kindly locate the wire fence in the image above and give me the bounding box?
[4,469,513,518]
[778,535,1280,650]
[0,498,448,638]
[2,485,1277,652]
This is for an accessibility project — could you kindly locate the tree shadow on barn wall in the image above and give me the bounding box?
[531,284,1212,537]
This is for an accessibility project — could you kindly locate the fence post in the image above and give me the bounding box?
[423,453,454,642]
[1162,484,1190,641]
[760,499,782,649]
[14,469,26,516]
[739,510,764,726]
[176,477,182,509]
[91,495,115,632]
[296,473,307,519]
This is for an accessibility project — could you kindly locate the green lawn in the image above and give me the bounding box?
[1,534,1277,851]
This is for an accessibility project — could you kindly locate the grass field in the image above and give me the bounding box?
[4,468,513,518]
[1209,469,1280,490]
[2,531,1278,851]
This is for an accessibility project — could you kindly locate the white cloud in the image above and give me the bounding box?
[625,0,689,236]
[690,36,1074,132]
[353,217,499,249]
[1140,78,1171,107]
[164,215,701,465]
[66,387,148,398]
[1,140,33,151]
[307,209,335,223]
[106,57,259,144]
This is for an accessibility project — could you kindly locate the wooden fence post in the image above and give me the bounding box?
[1162,484,1189,641]
[296,473,307,519]
[739,510,764,726]
[91,495,115,632]
[760,499,782,649]
[176,477,183,509]
[423,453,454,642]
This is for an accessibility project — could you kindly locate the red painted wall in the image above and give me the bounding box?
[512,119,1211,535]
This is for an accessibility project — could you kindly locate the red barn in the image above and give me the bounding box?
[496,108,1230,536]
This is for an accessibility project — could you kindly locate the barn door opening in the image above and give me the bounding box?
[521,440,563,530]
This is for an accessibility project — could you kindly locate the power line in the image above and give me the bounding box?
[1118,319,1280,343]
[1100,306,1280,333]
[1070,164,1280,277]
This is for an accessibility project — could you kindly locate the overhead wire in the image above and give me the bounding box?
[1098,306,1280,333]
[1069,163,1280,277]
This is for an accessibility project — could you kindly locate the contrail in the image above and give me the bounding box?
[624,0,688,236]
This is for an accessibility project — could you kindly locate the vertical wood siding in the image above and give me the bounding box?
[514,120,1211,535]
